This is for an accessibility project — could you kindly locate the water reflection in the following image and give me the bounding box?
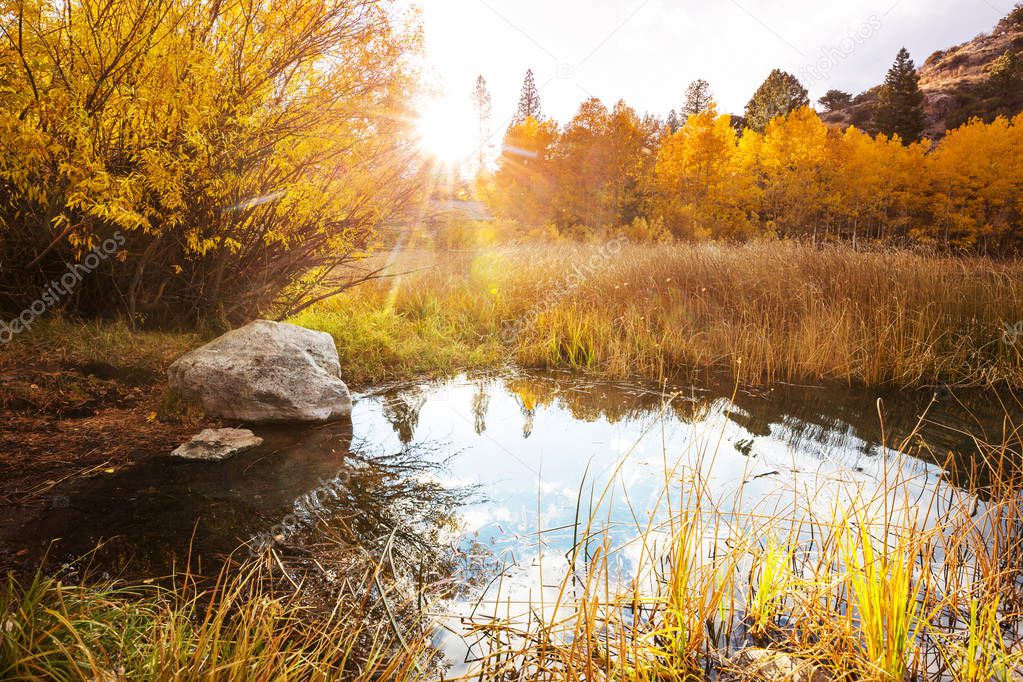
[381,388,426,444]
[8,420,471,584]
[350,373,1016,575]
[12,372,1015,584]
[350,373,1016,677]
[471,381,490,436]
[6,369,1018,675]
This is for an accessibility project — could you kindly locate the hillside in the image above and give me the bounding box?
[822,5,1023,138]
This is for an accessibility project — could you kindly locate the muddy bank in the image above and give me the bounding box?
[0,335,208,576]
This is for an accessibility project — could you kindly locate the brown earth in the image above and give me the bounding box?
[821,7,1023,137]
[0,328,213,573]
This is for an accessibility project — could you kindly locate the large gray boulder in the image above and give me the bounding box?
[168,320,352,423]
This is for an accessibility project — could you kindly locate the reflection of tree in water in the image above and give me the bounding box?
[504,374,715,426]
[495,371,1016,485]
[382,388,426,444]
[722,383,1023,485]
[11,417,483,598]
[667,393,714,423]
[520,407,533,438]
[278,444,479,597]
[243,445,487,679]
[471,380,491,435]
[508,378,555,438]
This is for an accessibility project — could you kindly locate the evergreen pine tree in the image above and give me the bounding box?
[471,75,492,171]
[744,69,809,132]
[666,109,680,134]
[682,79,712,120]
[873,47,925,143]
[818,89,853,112]
[514,69,542,124]
[986,50,1023,95]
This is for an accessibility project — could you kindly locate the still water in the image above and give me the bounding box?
[15,371,1007,569]
[7,370,1017,670]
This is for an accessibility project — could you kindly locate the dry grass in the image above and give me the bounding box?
[452,394,1023,681]
[0,317,197,378]
[0,319,205,509]
[296,241,1023,388]
[0,552,435,681]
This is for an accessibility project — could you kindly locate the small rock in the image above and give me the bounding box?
[733,648,833,682]
[172,428,264,461]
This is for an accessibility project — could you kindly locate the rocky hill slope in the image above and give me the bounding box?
[822,6,1023,138]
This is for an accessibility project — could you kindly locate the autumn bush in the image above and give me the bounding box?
[0,0,422,328]
[489,104,1023,253]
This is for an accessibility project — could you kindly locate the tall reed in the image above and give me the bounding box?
[296,241,1023,388]
[0,554,433,681]
[448,392,1023,681]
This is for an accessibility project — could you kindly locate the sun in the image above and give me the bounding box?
[416,98,478,164]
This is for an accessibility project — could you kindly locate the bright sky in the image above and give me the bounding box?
[411,0,1006,161]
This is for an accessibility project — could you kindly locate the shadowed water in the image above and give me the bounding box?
[5,370,1019,675]
[8,371,1015,578]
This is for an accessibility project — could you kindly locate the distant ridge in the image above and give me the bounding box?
[821,5,1023,138]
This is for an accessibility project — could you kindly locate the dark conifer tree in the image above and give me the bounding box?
[873,48,926,143]
[514,69,542,123]
[666,109,681,134]
[818,89,853,112]
[682,79,713,120]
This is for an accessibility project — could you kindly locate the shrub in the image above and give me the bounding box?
[619,216,672,243]
[0,0,422,328]
[1004,3,1023,30]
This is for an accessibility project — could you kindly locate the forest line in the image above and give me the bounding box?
[484,105,1023,252]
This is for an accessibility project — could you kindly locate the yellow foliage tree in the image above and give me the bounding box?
[0,0,422,326]
[829,127,929,245]
[926,114,1023,250]
[491,116,559,228]
[488,96,1023,252]
[752,107,834,240]
[654,105,758,239]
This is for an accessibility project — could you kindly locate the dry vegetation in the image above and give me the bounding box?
[0,320,202,516]
[0,553,434,680]
[3,392,1022,680]
[295,241,1023,388]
